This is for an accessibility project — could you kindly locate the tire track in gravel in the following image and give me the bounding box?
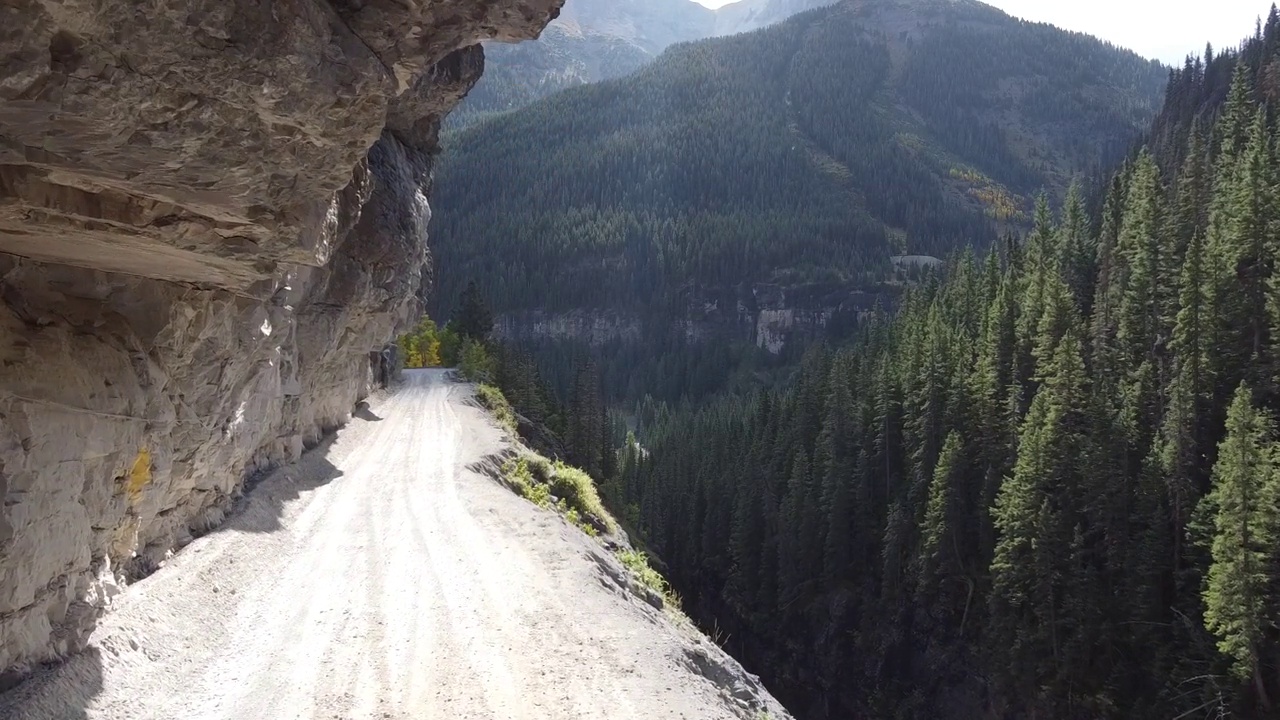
[0,369,791,720]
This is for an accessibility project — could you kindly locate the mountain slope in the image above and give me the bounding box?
[450,0,715,127]
[714,0,838,35]
[450,0,848,128]
[556,0,717,54]
[610,20,1280,719]
[433,0,1167,317]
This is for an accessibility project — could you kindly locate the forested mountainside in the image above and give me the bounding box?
[450,0,842,128]
[449,0,713,127]
[433,0,1166,319]
[612,13,1280,719]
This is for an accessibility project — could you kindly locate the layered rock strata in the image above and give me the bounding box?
[0,0,561,678]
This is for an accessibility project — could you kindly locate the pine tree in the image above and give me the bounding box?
[990,328,1090,706]
[778,449,813,606]
[1091,167,1130,396]
[1012,193,1059,410]
[971,268,1017,563]
[1115,151,1166,369]
[729,400,773,603]
[454,280,495,341]
[567,361,605,478]
[1174,124,1211,258]
[1112,153,1166,520]
[1200,383,1279,705]
[920,430,966,583]
[1031,274,1080,382]
[1058,182,1095,314]
[871,352,902,517]
[1210,107,1276,400]
[905,303,950,509]
[1216,62,1255,160]
[1160,228,1212,568]
[819,360,860,586]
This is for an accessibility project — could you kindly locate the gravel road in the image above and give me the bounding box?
[0,369,787,720]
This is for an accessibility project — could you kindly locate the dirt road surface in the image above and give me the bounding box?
[0,369,785,720]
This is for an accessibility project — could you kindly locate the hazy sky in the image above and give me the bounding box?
[693,0,1275,65]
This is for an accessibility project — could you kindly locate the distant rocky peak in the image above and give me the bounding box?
[552,0,716,55]
[713,0,840,36]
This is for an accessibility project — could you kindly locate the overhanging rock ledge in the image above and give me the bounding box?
[0,0,562,678]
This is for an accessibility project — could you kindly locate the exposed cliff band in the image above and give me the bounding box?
[0,0,563,679]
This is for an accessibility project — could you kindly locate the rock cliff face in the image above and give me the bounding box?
[495,283,884,354]
[0,0,562,679]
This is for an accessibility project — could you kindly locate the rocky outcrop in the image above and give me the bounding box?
[494,283,884,354]
[0,0,562,678]
[495,308,644,346]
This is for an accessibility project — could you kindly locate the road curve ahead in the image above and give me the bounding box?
[0,369,766,720]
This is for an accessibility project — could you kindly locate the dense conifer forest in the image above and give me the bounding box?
[447,0,835,129]
[430,0,1166,319]
[607,13,1280,718]
[447,27,652,129]
[448,0,714,129]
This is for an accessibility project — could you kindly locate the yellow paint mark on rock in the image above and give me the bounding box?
[126,448,151,504]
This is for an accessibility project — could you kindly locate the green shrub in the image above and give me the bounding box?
[458,339,496,383]
[549,461,613,532]
[522,479,551,508]
[438,323,462,366]
[502,457,549,508]
[616,549,673,600]
[475,383,517,433]
[526,453,554,483]
[557,500,599,537]
[500,451,613,538]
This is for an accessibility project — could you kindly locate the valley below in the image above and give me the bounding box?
[6,0,1280,717]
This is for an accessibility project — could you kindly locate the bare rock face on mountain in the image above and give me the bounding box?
[0,0,561,679]
[714,0,838,35]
